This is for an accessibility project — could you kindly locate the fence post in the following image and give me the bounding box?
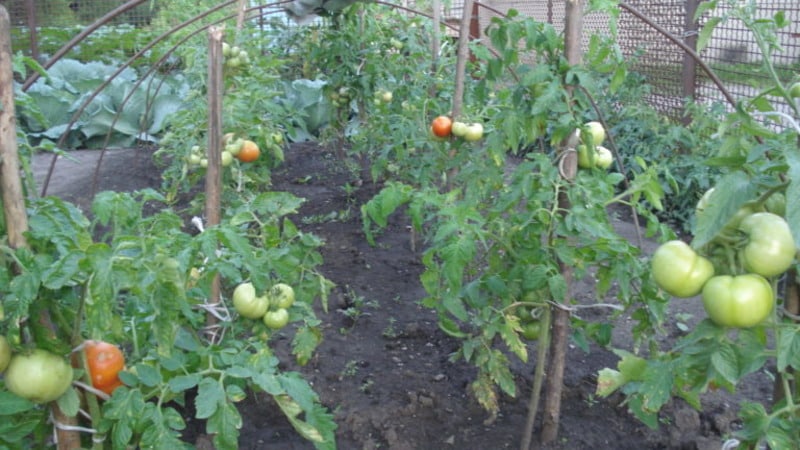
[682,0,699,122]
[25,0,39,61]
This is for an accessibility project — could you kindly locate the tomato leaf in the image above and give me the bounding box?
[776,325,800,372]
[208,402,242,450]
[167,374,201,393]
[692,171,759,248]
[0,391,35,415]
[195,378,224,420]
[640,361,673,413]
[710,341,739,385]
[292,325,322,366]
[784,150,800,247]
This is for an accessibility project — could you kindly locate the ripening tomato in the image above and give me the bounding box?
[84,340,126,395]
[431,116,453,138]
[5,349,74,403]
[237,140,260,162]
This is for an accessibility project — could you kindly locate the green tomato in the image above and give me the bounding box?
[701,274,773,328]
[790,82,800,98]
[651,240,715,298]
[451,121,469,137]
[738,212,796,278]
[595,146,613,169]
[269,283,295,309]
[520,321,542,340]
[221,151,234,167]
[577,144,612,170]
[188,154,202,165]
[263,308,290,330]
[576,144,594,169]
[463,123,484,142]
[764,192,786,217]
[5,349,74,403]
[232,282,269,319]
[0,336,10,373]
[581,121,605,147]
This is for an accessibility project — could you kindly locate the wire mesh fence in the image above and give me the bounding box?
[4,0,800,121]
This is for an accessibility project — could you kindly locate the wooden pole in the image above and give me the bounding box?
[25,0,39,61]
[431,0,441,77]
[540,0,583,445]
[681,0,699,124]
[0,5,29,250]
[205,27,224,333]
[451,0,474,120]
[1,7,80,449]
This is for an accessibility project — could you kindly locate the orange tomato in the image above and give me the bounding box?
[431,116,453,138]
[237,140,260,162]
[84,340,125,395]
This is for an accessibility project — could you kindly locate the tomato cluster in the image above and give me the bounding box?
[651,191,797,329]
[232,282,296,330]
[575,121,613,170]
[430,115,484,142]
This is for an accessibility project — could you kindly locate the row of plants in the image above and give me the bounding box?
[3,12,342,450]
[3,0,799,448]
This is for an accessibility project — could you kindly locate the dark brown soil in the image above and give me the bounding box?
[32,143,771,450]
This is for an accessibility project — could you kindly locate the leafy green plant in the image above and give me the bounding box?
[358,10,670,420]
[597,1,800,447]
[0,185,337,449]
[18,58,187,149]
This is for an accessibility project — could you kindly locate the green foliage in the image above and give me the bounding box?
[599,3,800,447]
[17,58,187,149]
[0,187,336,448]
[358,11,670,415]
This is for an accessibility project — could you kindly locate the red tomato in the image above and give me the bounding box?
[431,116,453,138]
[84,340,125,395]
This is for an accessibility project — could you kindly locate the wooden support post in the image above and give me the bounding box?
[540,0,583,445]
[1,7,80,449]
[205,26,224,333]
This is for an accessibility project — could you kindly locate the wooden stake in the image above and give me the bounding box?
[0,7,80,448]
[540,0,583,445]
[205,26,224,332]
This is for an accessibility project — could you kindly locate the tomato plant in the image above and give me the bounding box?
[83,340,125,396]
[5,349,74,404]
[597,5,800,447]
[651,240,714,298]
[701,274,774,328]
[738,212,796,278]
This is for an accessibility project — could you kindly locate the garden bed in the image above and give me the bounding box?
[32,143,771,450]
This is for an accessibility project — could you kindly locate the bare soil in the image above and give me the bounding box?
[32,143,773,450]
